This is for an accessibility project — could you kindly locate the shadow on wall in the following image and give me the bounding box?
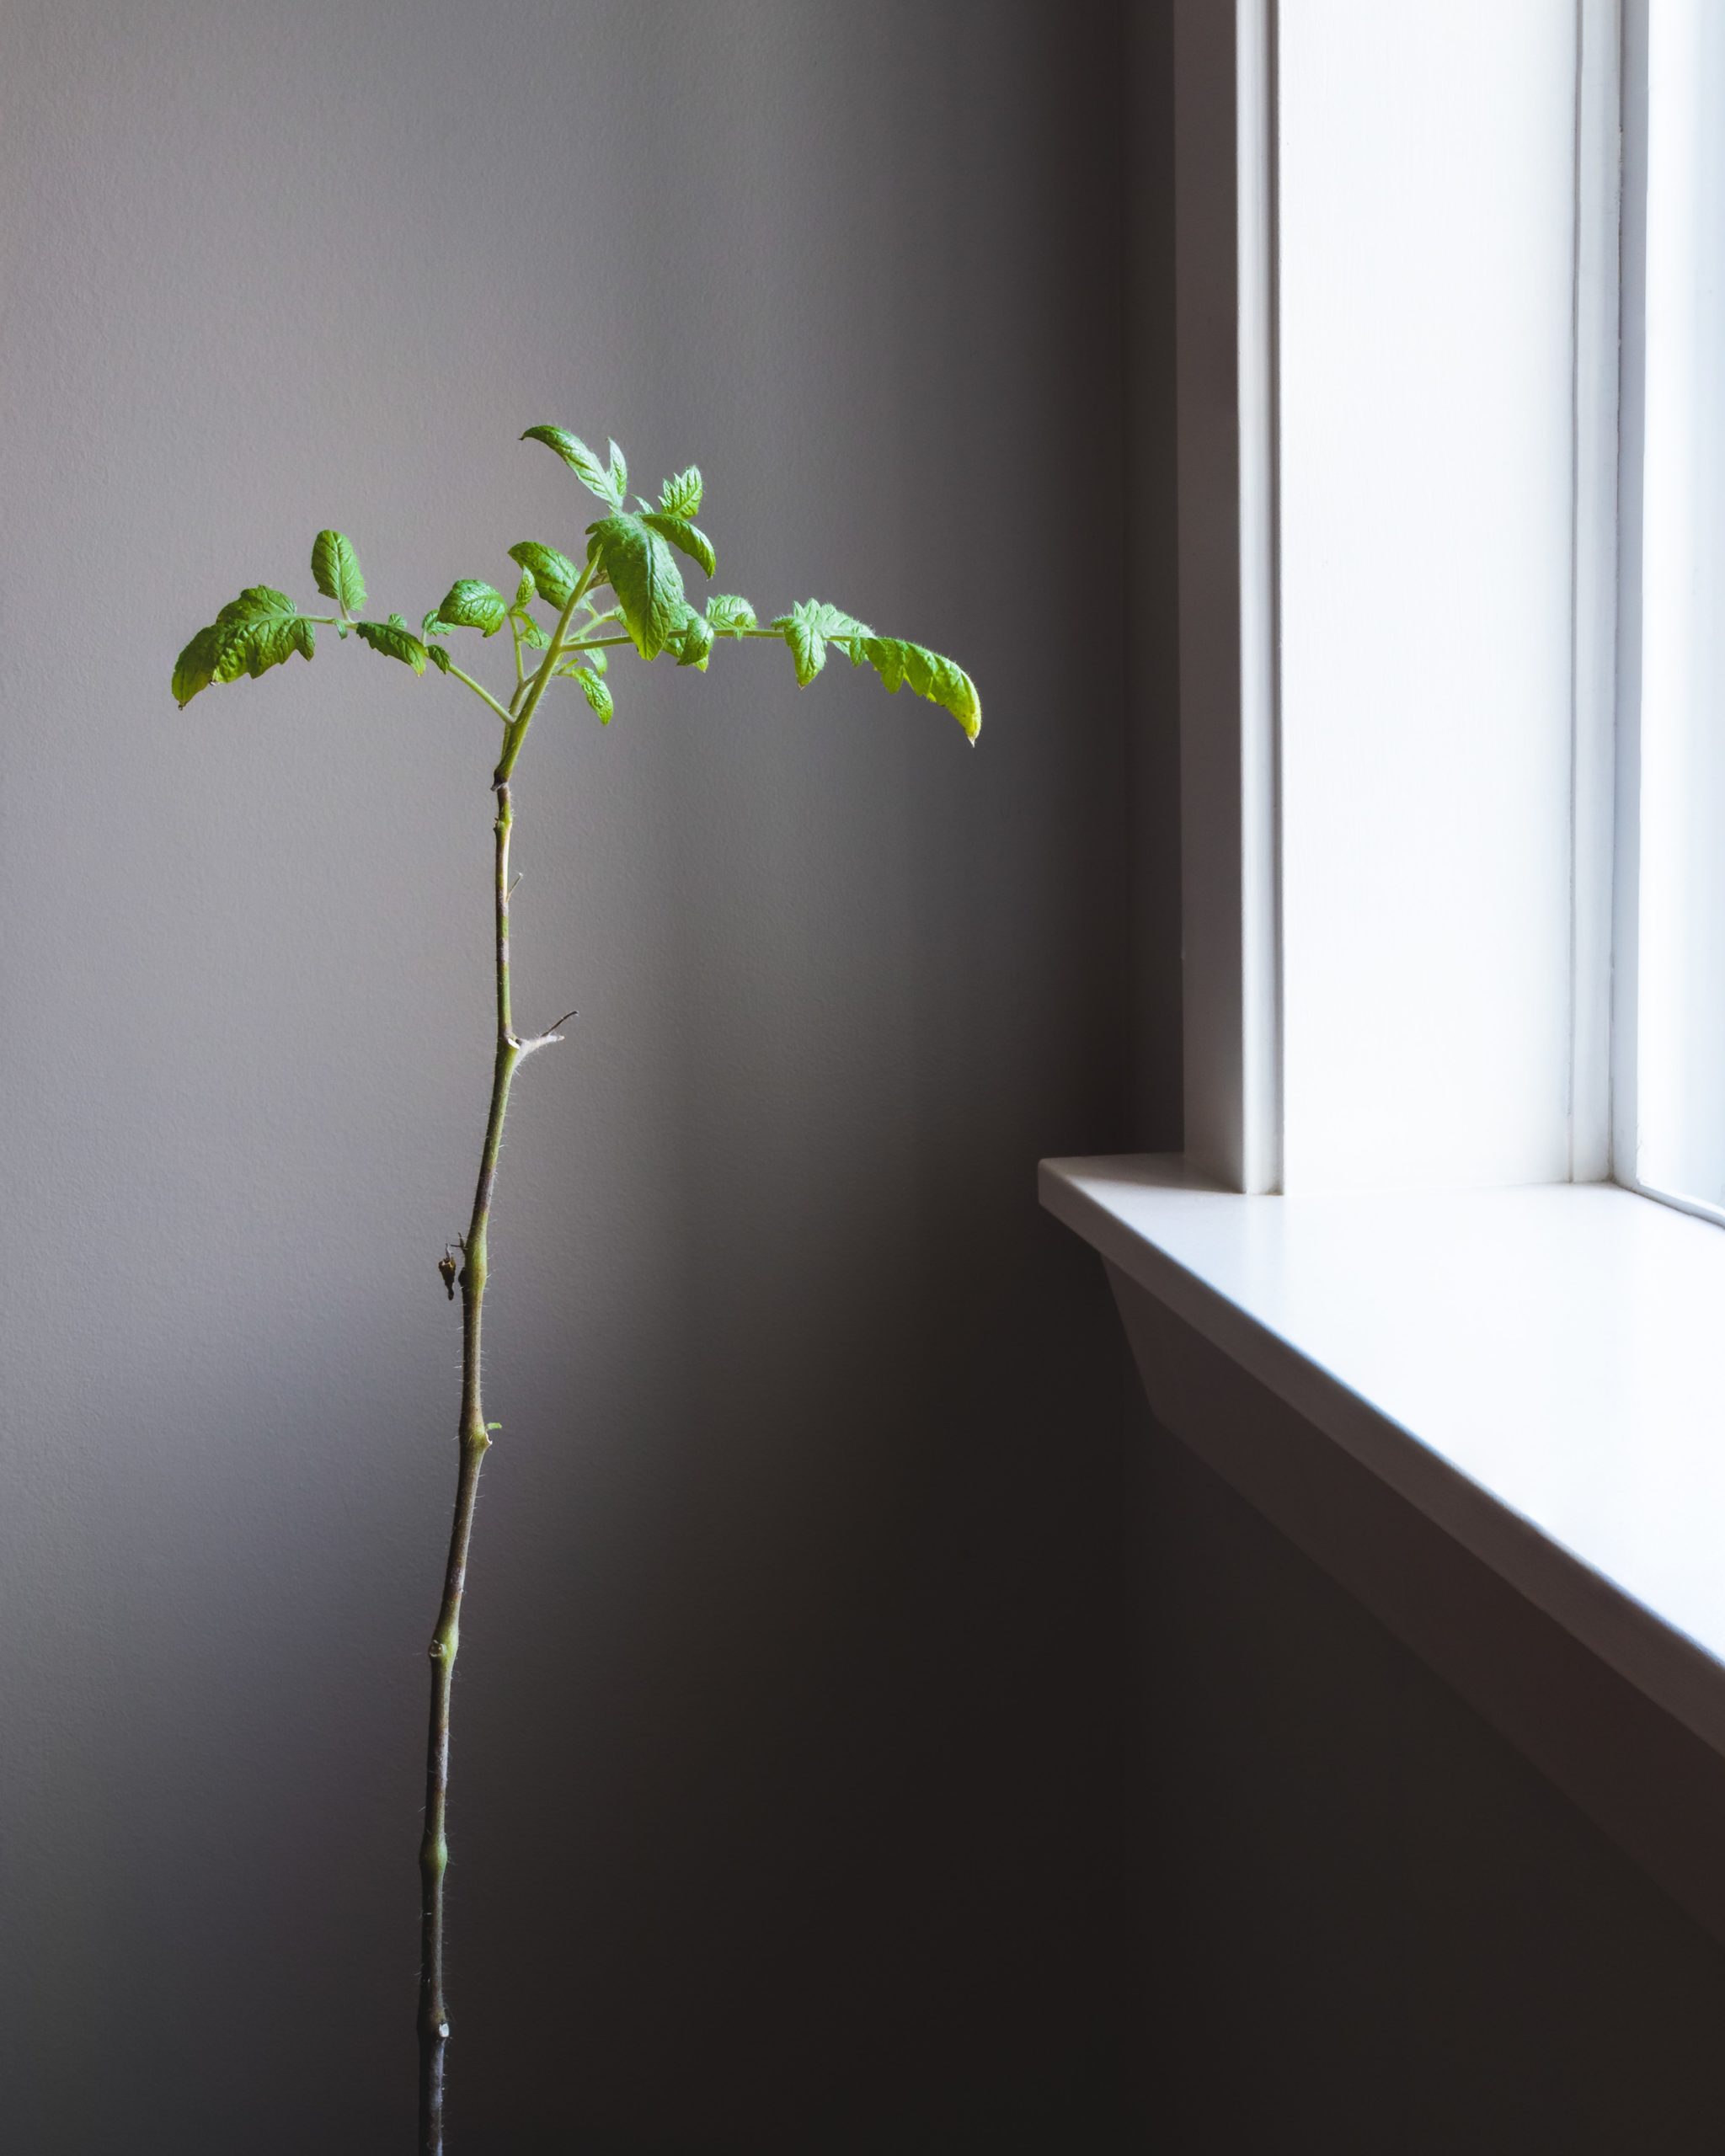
[0,0,1178,2149]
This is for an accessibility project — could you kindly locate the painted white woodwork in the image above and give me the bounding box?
[1174,3,1619,1192]
[1042,1155,1725,1765]
[1620,0,1725,1222]
[1172,0,1280,1191]
[1041,1153,1725,1947]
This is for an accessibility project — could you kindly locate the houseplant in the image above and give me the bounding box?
[170,424,980,2153]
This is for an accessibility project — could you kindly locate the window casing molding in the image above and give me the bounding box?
[1610,0,1725,1231]
[1172,0,1281,1193]
[1044,0,1725,1952]
[1175,0,1625,1198]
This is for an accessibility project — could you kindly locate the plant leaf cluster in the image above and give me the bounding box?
[171,429,981,744]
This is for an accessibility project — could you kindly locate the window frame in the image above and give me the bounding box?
[1609,0,1725,1232]
[1173,0,1629,1201]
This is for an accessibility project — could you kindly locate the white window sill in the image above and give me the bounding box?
[1042,1152,1725,1938]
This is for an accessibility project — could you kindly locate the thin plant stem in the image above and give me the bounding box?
[444,662,515,724]
[494,563,601,786]
[417,779,525,2155]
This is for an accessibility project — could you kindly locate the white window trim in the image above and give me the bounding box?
[1177,0,1625,1197]
[1049,0,1725,1938]
[1612,0,1652,1203]
[1039,1153,1725,1951]
[1172,0,1281,1193]
[1609,0,1725,1231]
[1573,0,1624,1186]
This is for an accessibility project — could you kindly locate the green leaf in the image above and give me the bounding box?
[172,623,221,707]
[425,642,452,674]
[211,588,317,683]
[575,669,614,723]
[586,513,686,660]
[512,611,551,648]
[857,637,981,742]
[216,584,297,627]
[311,530,366,615]
[639,511,716,579]
[771,599,873,641]
[355,613,428,674]
[421,610,448,641]
[513,569,537,612]
[219,615,315,681]
[606,440,628,506]
[521,425,624,509]
[705,594,756,638]
[434,579,508,637]
[770,598,871,688]
[507,541,581,611]
[658,466,703,517]
[786,619,824,684]
[676,611,715,671]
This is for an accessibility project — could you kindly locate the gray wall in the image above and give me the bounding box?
[0,3,1150,2148]
[1140,1417,1725,2152]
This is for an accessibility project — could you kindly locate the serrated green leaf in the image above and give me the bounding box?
[217,585,297,627]
[172,623,221,707]
[768,600,876,687]
[705,594,757,638]
[513,569,537,612]
[211,589,317,684]
[658,466,703,517]
[857,636,981,741]
[788,623,824,684]
[311,530,366,615]
[606,440,628,505]
[355,614,428,674]
[217,615,316,682]
[435,579,508,637]
[770,597,863,687]
[770,599,873,641]
[426,643,452,674]
[676,611,715,671]
[586,513,686,661]
[576,669,614,723]
[507,541,580,611]
[421,610,448,641]
[521,425,624,508]
[639,511,716,579]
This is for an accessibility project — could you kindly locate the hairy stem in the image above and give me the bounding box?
[494,559,604,786]
[444,662,515,725]
[418,779,524,2154]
